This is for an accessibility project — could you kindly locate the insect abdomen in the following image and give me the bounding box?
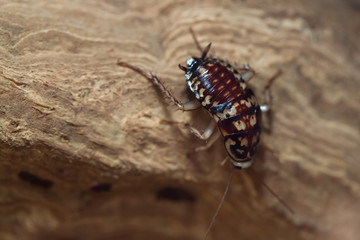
[187,60,245,109]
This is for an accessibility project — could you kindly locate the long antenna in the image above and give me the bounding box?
[204,168,235,240]
[189,27,203,53]
[248,168,294,215]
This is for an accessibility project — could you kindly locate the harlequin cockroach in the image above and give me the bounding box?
[118,30,278,169]
[117,28,291,239]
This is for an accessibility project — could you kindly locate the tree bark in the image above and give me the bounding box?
[1,1,359,240]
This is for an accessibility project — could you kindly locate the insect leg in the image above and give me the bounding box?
[187,120,221,152]
[240,70,256,82]
[260,70,282,132]
[117,61,198,111]
[195,131,221,152]
[231,63,256,82]
[160,119,219,150]
[232,63,253,71]
[260,70,282,112]
[220,156,230,166]
[182,100,202,111]
[187,120,216,141]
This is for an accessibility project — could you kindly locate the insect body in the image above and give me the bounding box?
[118,29,288,239]
[118,34,271,169]
[180,54,261,169]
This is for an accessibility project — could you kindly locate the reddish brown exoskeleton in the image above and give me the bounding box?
[117,28,289,239]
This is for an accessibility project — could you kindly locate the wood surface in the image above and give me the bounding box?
[1,0,360,240]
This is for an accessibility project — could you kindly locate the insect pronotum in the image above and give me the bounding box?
[117,28,292,239]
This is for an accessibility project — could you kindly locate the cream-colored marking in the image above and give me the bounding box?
[199,88,205,98]
[185,72,192,80]
[191,76,198,85]
[240,82,247,90]
[225,138,239,160]
[223,91,230,97]
[236,149,245,155]
[218,85,225,91]
[220,73,225,77]
[234,120,246,131]
[193,81,201,91]
[250,114,257,126]
[236,93,241,97]
[207,63,214,67]
[225,138,236,148]
[212,101,219,106]
[240,99,252,108]
[198,68,207,75]
[239,137,248,147]
[213,79,219,83]
[228,102,240,116]
[231,86,237,91]
[216,102,240,119]
[202,95,212,106]
[226,79,231,84]
[214,67,219,72]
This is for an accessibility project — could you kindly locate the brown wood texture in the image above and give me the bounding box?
[1,1,359,240]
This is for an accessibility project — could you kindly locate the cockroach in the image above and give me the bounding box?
[117,28,292,239]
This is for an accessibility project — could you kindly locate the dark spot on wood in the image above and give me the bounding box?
[156,187,196,203]
[91,183,112,192]
[18,171,53,189]
[60,135,70,142]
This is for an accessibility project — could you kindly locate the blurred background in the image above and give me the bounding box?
[0,0,359,240]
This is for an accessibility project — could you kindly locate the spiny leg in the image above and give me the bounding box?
[117,61,199,111]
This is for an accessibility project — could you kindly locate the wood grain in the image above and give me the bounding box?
[1,0,359,240]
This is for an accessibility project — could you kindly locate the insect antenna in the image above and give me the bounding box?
[178,64,187,72]
[248,167,294,215]
[201,43,212,59]
[189,27,203,53]
[189,27,211,59]
[204,167,235,240]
